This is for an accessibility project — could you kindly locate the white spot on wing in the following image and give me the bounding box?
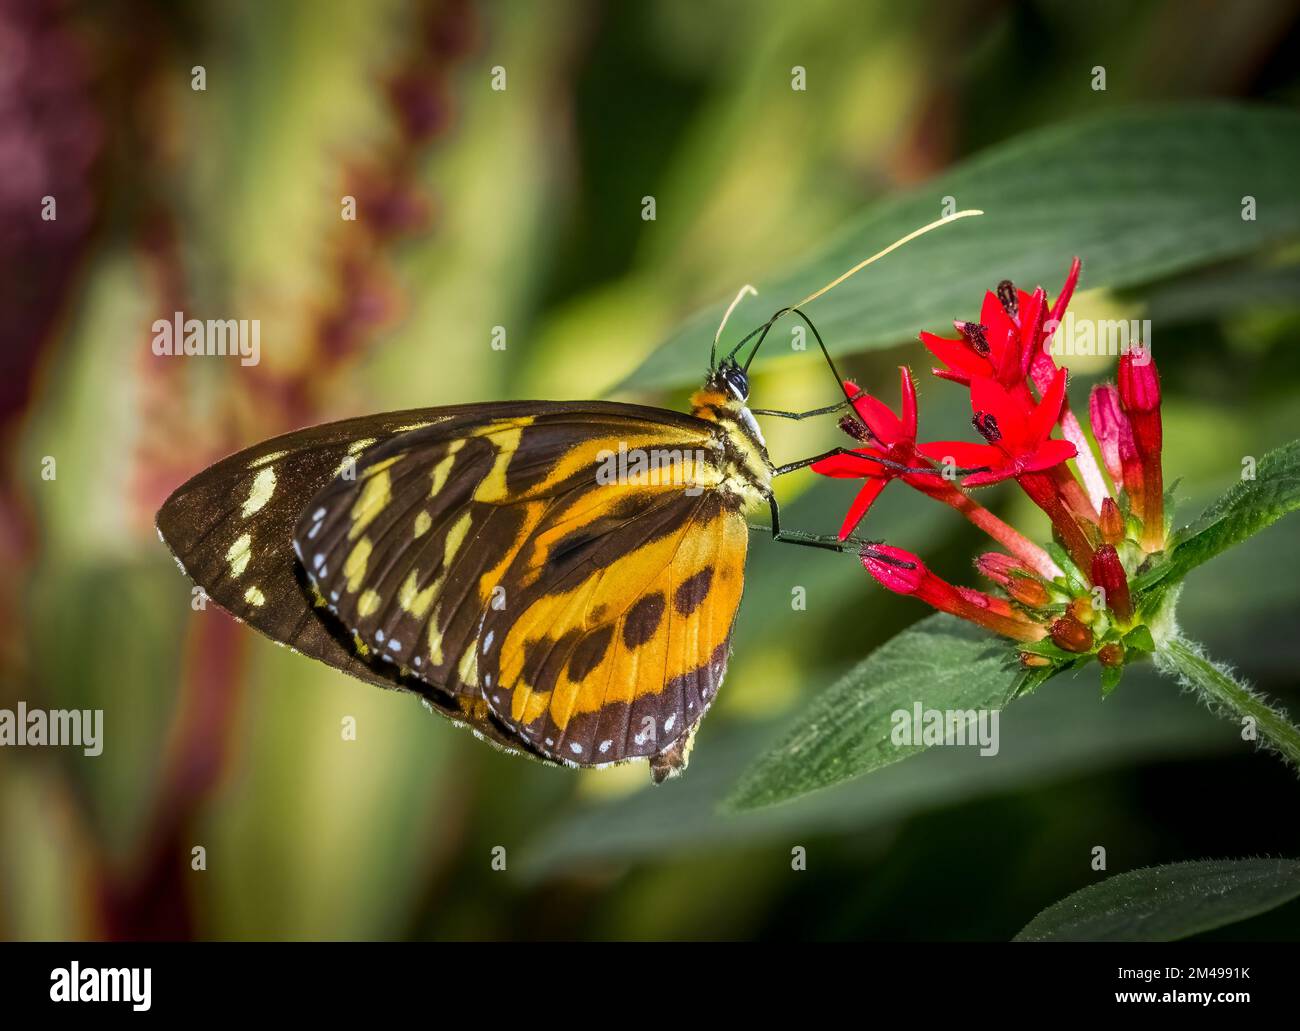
[227,533,253,577]
[241,466,276,517]
[249,450,289,469]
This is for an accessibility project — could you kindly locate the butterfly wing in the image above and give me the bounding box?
[479,488,747,780]
[295,406,749,777]
[156,404,556,756]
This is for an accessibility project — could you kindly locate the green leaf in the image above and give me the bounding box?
[1100,664,1123,697]
[1140,260,1300,327]
[1045,542,1087,593]
[1011,663,1065,698]
[1018,638,1079,662]
[726,615,1016,811]
[1122,625,1156,653]
[1133,438,1300,592]
[1014,859,1300,942]
[619,105,1300,391]
[518,667,1227,882]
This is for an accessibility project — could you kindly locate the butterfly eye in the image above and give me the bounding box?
[723,365,749,401]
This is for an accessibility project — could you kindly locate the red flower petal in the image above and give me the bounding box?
[1025,366,1068,444]
[850,393,906,446]
[1049,257,1081,326]
[916,440,1003,469]
[1018,287,1046,376]
[811,448,886,478]
[1016,437,1077,475]
[969,376,1030,449]
[980,291,1020,380]
[838,477,888,539]
[981,291,1015,338]
[961,465,1019,487]
[920,332,989,379]
[898,366,917,439]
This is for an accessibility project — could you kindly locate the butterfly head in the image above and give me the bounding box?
[706,358,750,404]
[692,357,768,461]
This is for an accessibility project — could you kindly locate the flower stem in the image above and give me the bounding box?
[1157,636,1300,771]
[914,480,1062,579]
[1016,470,1096,574]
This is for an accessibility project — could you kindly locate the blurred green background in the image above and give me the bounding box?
[2,0,1299,940]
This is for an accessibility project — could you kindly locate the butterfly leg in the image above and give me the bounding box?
[759,494,872,554]
[749,398,852,421]
[773,447,988,479]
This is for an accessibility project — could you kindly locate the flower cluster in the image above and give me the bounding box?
[816,259,1168,686]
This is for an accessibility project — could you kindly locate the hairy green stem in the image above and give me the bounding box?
[1157,636,1300,771]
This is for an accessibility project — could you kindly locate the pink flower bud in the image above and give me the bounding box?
[1088,384,1132,490]
[863,545,1045,641]
[1118,348,1161,412]
[861,544,925,595]
[1118,351,1165,552]
[975,552,1027,589]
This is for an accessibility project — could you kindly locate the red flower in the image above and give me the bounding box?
[811,367,925,537]
[918,367,1076,487]
[821,257,1173,669]
[921,259,1080,390]
[813,369,1062,576]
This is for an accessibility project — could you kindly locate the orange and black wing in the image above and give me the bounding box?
[155,403,618,756]
[478,487,747,778]
[294,406,749,777]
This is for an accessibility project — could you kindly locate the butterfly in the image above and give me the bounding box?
[155,213,980,782]
[156,361,859,782]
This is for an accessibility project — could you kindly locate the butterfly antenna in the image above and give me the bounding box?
[725,208,983,370]
[711,284,758,371]
[742,307,858,412]
[794,208,983,309]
